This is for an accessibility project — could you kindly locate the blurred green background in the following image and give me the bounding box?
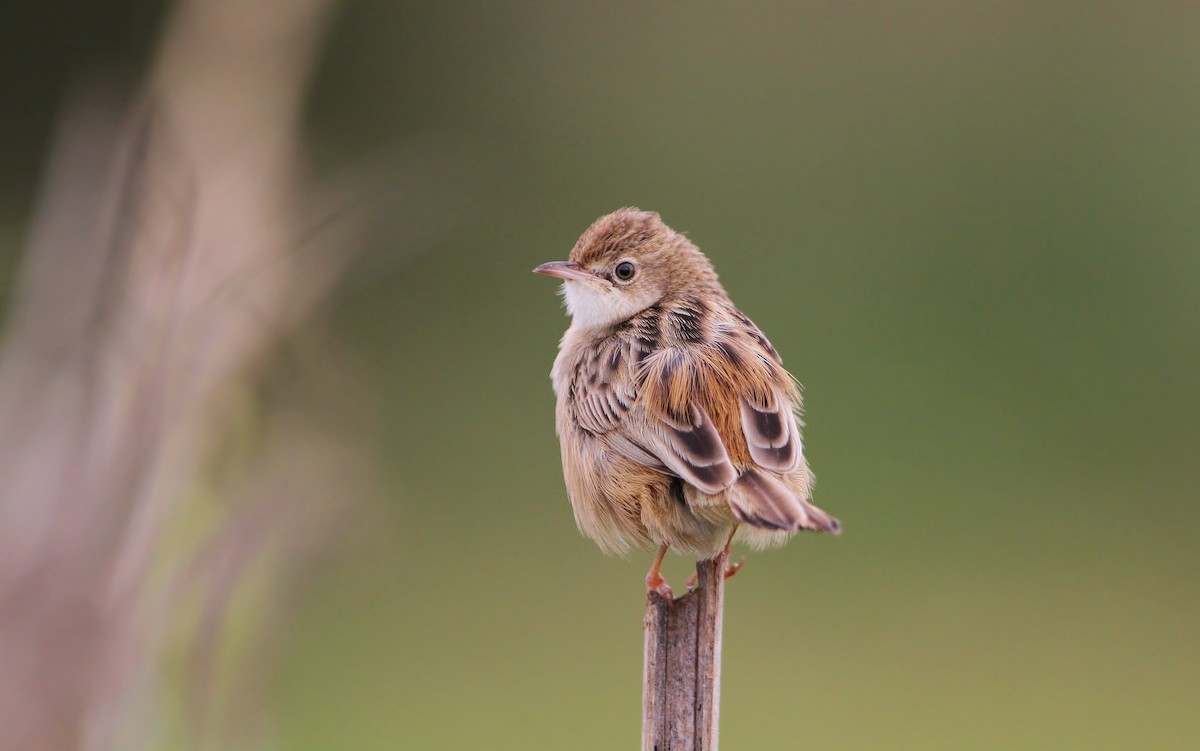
[4,2,1199,749]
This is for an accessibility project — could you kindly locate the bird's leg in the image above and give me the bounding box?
[723,525,744,580]
[645,543,673,598]
[686,526,745,591]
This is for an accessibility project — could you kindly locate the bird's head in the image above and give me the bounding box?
[534,208,719,329]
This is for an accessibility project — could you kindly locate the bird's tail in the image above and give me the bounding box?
[727,469,840,534]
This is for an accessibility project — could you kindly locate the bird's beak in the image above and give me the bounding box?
[532,261,597,283]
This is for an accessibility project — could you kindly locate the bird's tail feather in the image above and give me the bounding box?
[728,469,840,534]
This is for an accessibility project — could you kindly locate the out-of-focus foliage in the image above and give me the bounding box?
[2,2,1198,750]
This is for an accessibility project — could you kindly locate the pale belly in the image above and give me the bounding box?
[557,421,735,558]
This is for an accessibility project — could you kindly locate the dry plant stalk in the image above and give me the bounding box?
[0,0,365,749]
[642,553,726,751]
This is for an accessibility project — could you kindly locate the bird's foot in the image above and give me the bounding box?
[645,571,673,599]
[684,557,745,591]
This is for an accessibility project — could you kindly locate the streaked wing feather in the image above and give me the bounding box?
[572,339,740,493]
[636,346,740,494]
[739,392,802,473]
[645,403,737,495]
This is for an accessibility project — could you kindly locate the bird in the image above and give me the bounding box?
[534,208,839,596]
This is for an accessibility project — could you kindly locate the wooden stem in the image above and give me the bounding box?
[642,551,726,751]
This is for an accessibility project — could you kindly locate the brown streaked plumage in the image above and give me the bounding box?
[535,208,839,594]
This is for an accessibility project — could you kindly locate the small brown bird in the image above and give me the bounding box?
[535,208,839,595]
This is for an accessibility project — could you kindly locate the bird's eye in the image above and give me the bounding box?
[614,261,636,281]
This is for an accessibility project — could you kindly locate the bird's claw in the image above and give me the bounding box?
[684,557,745,591]
[646,572,674,599]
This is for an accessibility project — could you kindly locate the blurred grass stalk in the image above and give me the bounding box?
[0,0,366,749]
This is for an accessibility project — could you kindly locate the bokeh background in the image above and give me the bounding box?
[3,2,1198,749]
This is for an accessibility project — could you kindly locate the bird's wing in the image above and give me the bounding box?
[633,347,739,494]
[567,335,737,493]
[568,311,803,491]
[738,388,803,473]
[725,311,804,474]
